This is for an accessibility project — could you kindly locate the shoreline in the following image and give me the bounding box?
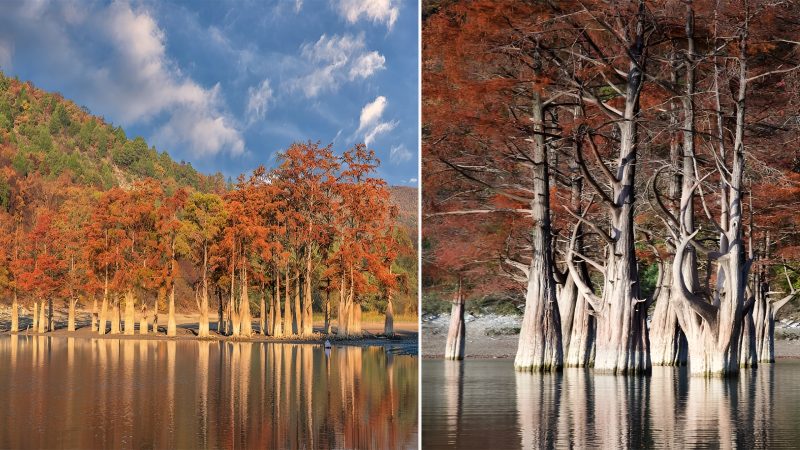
[0,308,419,355]
[422,312,800,360]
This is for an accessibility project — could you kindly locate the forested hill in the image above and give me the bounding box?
[0,70,225,196]
[0,70,417,216]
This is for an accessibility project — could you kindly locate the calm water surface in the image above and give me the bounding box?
[422,359,800,449]
[0,335,418,449]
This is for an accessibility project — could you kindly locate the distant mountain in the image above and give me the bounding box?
[388,185,418,233]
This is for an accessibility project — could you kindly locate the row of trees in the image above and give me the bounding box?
[424,0,800,376]
[1,142,401,339]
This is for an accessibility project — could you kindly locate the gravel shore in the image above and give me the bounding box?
[422,312,800,359]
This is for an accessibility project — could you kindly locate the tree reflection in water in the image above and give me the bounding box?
[0,336,418,449]
[423,360,790,449]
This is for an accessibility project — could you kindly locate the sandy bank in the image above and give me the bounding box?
[0,307,419,355]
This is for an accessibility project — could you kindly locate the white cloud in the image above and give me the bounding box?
[290,33,385,98]
[349,51,385,80]
[389,144,412,164]
[295,0,303,13]
[0,2,245,158]
[357,96,397,146]
[246,79,273,124]
[0,41,12,69]
[336,0,400,30]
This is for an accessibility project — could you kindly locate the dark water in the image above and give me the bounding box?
[0,335,418,449]
[422,359,800,449]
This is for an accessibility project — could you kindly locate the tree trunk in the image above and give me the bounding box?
[283,270,292,336]
[384,288,394,337]
[10,292,18,333]
[91,296,97,332]
[273,268,283,337]
[293,270,302,335]
[38,302,47,333]
[303,252,313,336]
[124,290,135,335]
[260,290,267,335]
[48,298,53,331]
[167,284,176,337]
[139,304,148,335]
[324,284,331,335]
[32,301,38,333]
[110,299,120,334]
[67,298,76,332]
[514,90,562,372]
[216,288,223,334]
[199,244,210,337]
[444,280,465,360]
[99,295,108,335]
[240,261,252,337]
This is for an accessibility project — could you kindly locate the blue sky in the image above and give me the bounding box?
[0,0,419,185]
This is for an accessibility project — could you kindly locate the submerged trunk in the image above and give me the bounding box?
[384,287,394,337]
[444,281,466,360]
[167,284,177,337]
[273,269,283,337]
[124,290,135,335]
[10,293,18,333]
[240,261,252,337]
[303,253,313,336]
[260,290,267,335]
[324,285,331,335]
[110,300,120,334]
[198,244,211,338]
[67,298,77,332]
[283,270,292,336]
[98,295,108,335]
[91,296,97,333]
[293,270,301,335]
[514,89,562,373]
[32,301,38,333]
[38,302,47,333]
[139,305,148,335]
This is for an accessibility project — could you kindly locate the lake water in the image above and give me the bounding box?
[422,359,800,449]
[0,335,418,449]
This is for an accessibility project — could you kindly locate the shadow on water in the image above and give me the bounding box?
[0,335,418,449]
[423,359,796,449]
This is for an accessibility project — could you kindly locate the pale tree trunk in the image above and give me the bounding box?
[110,298,120,334]
[10,292,18,333]
[139,304,148,335]
[273,268,283,337]
[557,152,594,367]
[260,289,267,335]
[124,290,135,335]
[303,252,313,336]
[283,270,292,336]
[338,272,348,336]
[38,302,47,333]
[650,79,688,367]
[755,266,797,363]
[673,16,750,377]
[513,89,562,372]
[240,260,252,337]
[384,286,394,337]
[324,284,331,334]
[91,296,97,332]
[444,279,465,360]
[198,244,210,337]
[48,299,53,331]
[293,269,301,335]
[153,293,159,334]
[99,294,108,336]
[567,4,650,374]
[216,289,223,334]
[167,284,177,337]
[32,301,38,333]
[67,298,77,332]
